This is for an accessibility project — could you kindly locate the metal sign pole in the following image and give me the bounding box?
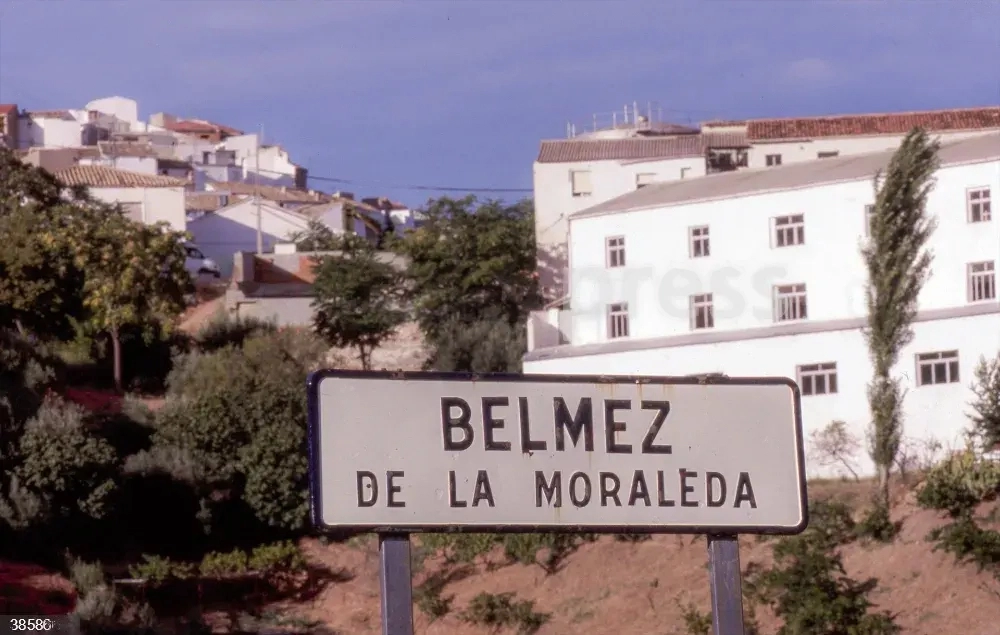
[707,535,745,635]
[378,533,415,635]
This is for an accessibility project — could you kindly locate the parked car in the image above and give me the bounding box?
[183,242,220,279]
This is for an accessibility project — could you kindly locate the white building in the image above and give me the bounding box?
[53,165,188,232]
[534,105,1000,302]
[523,132,1000,478]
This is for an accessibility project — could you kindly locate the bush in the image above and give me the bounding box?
[199,548,249,577]
[460,591,549,635]
[502,533,596,574]
[68,557,107,597]
[927,516,1000,573]
[856,501,902,543]
[425,316,525,373]
[0,329,64,470]
[127,554,195,583]
[414,572,453,619]
[916,447,1000,517]
[83,321,191,393]
[193,310,277,353]
[248,540,306,575]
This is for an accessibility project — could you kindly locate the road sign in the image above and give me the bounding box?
[307,371,807,535]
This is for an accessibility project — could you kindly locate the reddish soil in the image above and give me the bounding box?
[0,561,76,615]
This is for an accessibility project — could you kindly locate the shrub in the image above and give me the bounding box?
[678,601,712,635]
[969,353,1000,450]
[420,533,500,565]
[248,541,306,575]
[916,447,1000,517]
[193,309,277,353]
[425,316,525,373]
[68,557,106,597]
[199,548,249,577]
[414,572,453,619]
[127,554,195,583]
[856,501,902,543]
[460,591,549,635]
[927,516,1000,573]
[502,533,596,574]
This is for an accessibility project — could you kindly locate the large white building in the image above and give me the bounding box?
[524,132,1000,478]
[533,105,1000,302]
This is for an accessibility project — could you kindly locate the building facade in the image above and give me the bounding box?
[524,133,1000,478]
[53,165,188,232]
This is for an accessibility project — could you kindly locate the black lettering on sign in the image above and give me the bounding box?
[441,397,473,451]
[640,400,672,454]
[680,469,699,507]
[519,397,546,453]
[553,398,594,451]
[448,471,467,508]
[656,470,675,507]
[734,472,757,509]
[628,470,651,506]
[600,472,622,507]
[603,399,632,454]
[535,471,562,508]
[706,472,727,507]
[568,471,592,507]
[386,471,405,508]
[357,471,377,507]
[472,470,495,507]
[482,397,511,451]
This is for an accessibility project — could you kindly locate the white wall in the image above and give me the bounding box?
[17,116,83,148]
[523,311,1000,478]
[563,160,999,346]
[85,97,140,124]
[748,130,999,169]
[88,186,187,232]
[533,155,706,298]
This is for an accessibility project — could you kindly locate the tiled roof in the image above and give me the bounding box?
[206,180,331,204]
[702,119,748,128]
[748,106,1000,141]
[55,165,188,188]
[0,104,17,116]
[25,110,74,120]
[185,193,229,212]
[702,131,749,148]
[537,136,705,163]
[164,118,244,137]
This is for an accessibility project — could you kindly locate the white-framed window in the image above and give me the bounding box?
[606,235,626,268]
[766,154,782,167]
[863,204,876,237]
[817,151,839,159]
[570,170,592,197]
[689,293,714,330]
[968,261,996,302]
[916,350,960,386]
[689,225,710,258]
[773,214,805,247]
[774,283,807,322]
[967,187,992,222]
[607,303,629,339]
[797,362,838,396]
[635,173,656,189]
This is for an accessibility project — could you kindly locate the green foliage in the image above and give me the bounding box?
[502,532,596,574]
[68,557,107,597]
[425,314,525,373]
[311,233,406,369]
[969,353,1000,450]
[677,601,712,635]
[289,218,343,252]
[927,516,1000,573]
[615,533,653,543]
[248,540,306,575]
[460,591,549,635]
[855,501,902,543]
[420,533,500,565]
[745,500,900,634]
[393,195,540,341]
[862,128,940,508]
[414,572,453,619]
[194,309,277,353]
[199,548,249,577]
[127,553,195,583]
[916,447,1000,517]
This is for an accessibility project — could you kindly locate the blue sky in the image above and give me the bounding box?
[2,0,998,207]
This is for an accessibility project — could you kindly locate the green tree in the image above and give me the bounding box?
[427,314,525,373]
[393,196,540,342]
[861,128,939,512]
[77,214,192,392]
[312,233,406,370]
[969,353,1000,450]
[290,218,342,252]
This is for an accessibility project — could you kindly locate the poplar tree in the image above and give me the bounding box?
[862,128,939,511]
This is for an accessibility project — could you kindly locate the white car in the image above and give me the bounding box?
[183,243,220,279]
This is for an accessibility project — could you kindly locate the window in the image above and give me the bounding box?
[690,293,714,330]
[797,363,838,396]
[774,284,807,322]
[689,225,710,258]
[817,151,839,159]
[864,204,876,236]
[773,214,805,247]
[766,154,782,167]
[916,350,960,386]
[570,170,592,197]
[606,236,626,268]
[968,187,992,222]
[607,303,629,339]
[202,151,211,164]
[968,261,996,302]
[680,167,690,179]
[636,173,656,189]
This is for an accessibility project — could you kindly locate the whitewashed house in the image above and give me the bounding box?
[523,132,1000,478]
[54,165,188,232]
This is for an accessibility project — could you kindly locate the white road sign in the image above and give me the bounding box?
[307,371,807,534]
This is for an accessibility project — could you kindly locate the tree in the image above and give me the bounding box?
[809,420,861,481]
[290,218,342,252]
[312,233,406,370]
[427,314,526,373]
[77,214,192,392]
[969,352,1000,450]
[861,128,939,511]
[393,196,541,342]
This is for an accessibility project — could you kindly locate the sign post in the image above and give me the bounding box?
[307,371,807,635]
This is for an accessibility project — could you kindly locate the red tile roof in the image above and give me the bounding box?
[537,136,705,163]
[748,106,1000,141]
[163,118,244,137]
[0,104,17,115]
[206,181,331,204]
[55,165,188,188]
